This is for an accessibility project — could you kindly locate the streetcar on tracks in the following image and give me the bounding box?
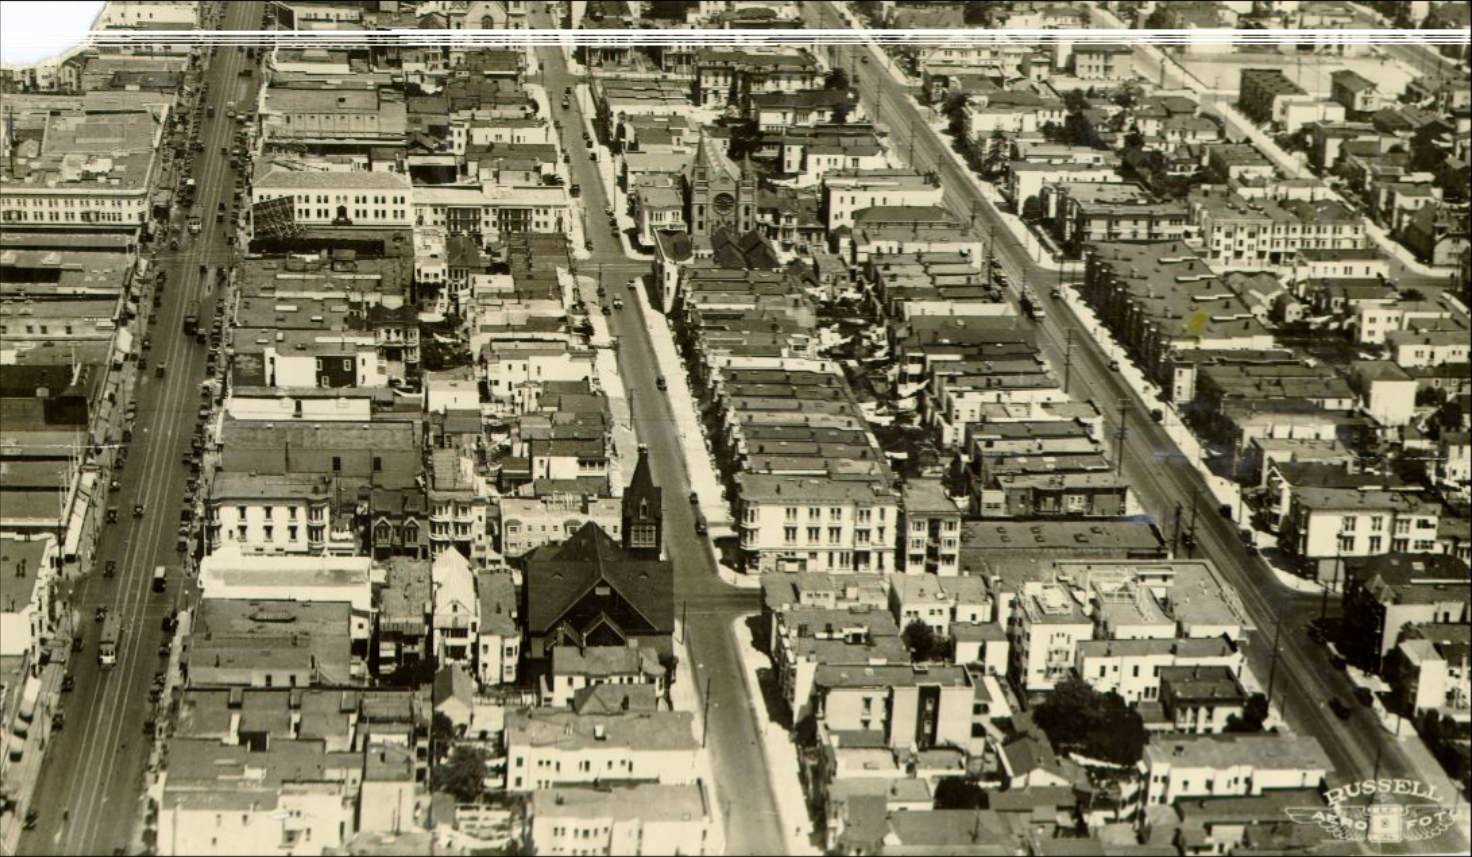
[99,612,121,667]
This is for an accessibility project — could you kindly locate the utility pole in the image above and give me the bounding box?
[1186,486,1200,557]
[1264,612,1283,704]
[1171,500,1183,554]
[1063,328,1075,395]
[1113,399,1129,476]
[1319,551,1341,622]
[700,674,713,749]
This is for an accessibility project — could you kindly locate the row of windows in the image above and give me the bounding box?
[4,196,138,208]
[0,323,80,335]
[782,526,884,546]
[1,210,139,222]
[781,506,887,523]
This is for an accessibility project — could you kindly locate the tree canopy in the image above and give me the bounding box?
[1032,677,1148,766]
[824,67,850,92]
[433,745,489,803]
[902,619,950,663]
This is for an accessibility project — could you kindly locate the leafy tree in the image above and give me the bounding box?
[941,92,971,138]
[902,619,949,662]
[1063,89,1088,114]
[434,745,489,803]
[433,711,457,746]
[1033,677,1148,766]
[1416,386,1448,407]
[1400,287,1426,302]
[660,652,680,689]
[724,121,762,161]
[934,777,986,809]
[824,67,850,92]
[645,0,695,21]
[1224,693,1270,733]
[1435,400,1465,434]
[962,4,995,27]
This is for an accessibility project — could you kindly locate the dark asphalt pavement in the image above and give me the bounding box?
[19,5,262,854]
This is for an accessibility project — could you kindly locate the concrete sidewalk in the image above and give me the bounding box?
[727,615,821,856]
[669,619,729,857]
[826,1,1062,273]
[625,277,733,532]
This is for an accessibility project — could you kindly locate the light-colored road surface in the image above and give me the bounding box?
[17,4,263,854]
[532,8,791,854]
[806,4,1467,853]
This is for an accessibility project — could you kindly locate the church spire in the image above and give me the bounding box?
[692,131,712,183]
[621,445,663,560]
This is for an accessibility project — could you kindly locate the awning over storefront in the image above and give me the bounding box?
[114,327,134,359]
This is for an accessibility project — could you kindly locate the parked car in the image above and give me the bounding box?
[1149,408,1164,423]
[1329,697,1351,719]
[656,376,668,391]
[695,517,708,536]
[1354,686,1375,707]
[689,491,699,504]
[133,502,145,517]
[1108,359,1120,371]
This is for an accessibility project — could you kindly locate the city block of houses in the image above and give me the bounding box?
[1,1,1469,856]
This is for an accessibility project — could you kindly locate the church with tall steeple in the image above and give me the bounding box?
[621,445,663,561]
[684,131,757,237]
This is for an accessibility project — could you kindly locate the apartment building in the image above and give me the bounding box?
[1072,43,1134,80]
[1141,733,1332,807]
[898,478,964,576]
[1238,68,1307,126]
[1009,582,1094,694]
[478,571,521,687]
[0,108,163,232]
[1280,487,1441,579]
[693,49,820,108]
[822,170,944,231]
[1192,191,1366,270]
[1340,553,1470,662]
[1076,637,1242,705]
[1081,242,1275,383]
[736,475,900,574]
[771,605,907,721]
[504,709,700,792]
[528,783,716,857]
[1386,328,1471,367]
[412,184,570,236]
[207,472,352,556]
[811,663,975,751]
[888,575,991,639]
[250,165,414,233]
